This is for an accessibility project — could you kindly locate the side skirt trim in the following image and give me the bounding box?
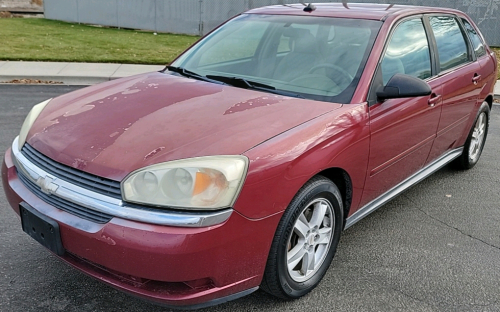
[345,147,463,229]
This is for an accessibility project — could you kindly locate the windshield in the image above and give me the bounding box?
[171,14,381,104]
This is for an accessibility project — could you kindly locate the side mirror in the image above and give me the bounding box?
[376,73,431,101]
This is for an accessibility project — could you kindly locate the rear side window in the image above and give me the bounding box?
[429,16,470,71]
[381,18,431,85]
[461,19,486,58]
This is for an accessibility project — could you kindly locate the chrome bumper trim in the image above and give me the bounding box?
[11,137,232,227]
[345,147,463,229]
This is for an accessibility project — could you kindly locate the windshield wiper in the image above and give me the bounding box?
[206,75,304,99]
[165,66,223,84]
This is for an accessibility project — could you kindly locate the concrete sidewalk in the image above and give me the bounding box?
[0,61,499,97]
[0,61,165,85]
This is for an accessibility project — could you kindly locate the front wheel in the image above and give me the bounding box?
[261,176,343,299]
[454,102,490,170]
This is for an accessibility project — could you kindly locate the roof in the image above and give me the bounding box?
[246,3,463,21]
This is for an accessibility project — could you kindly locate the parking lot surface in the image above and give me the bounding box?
[1,85,499,312]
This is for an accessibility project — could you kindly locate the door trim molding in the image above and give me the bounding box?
[345,147,463,229]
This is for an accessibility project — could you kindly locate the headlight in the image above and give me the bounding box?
[122,156,248,210]
[18,98,52,151]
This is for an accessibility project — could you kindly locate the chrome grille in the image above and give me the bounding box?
[17,168,113,224]
[21,144,122,199]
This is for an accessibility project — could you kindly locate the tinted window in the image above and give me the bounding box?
[462,19,486,58]
[381,19,431,85]
[429,16,469,71]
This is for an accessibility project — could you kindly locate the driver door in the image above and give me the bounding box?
[360,17,442,206]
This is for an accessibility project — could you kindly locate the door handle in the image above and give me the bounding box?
[472,74,481,85]
[428,94,441,107]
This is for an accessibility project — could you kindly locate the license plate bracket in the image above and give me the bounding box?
[20,202,65,256]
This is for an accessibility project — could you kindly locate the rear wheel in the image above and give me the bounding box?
[454,102,490,170]
[261,176,343,299]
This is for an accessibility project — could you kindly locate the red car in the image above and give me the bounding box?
[2,3,497,309]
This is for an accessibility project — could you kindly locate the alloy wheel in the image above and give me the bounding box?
[469,112,487,162]
[286,198,334,282]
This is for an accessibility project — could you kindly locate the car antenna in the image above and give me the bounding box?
[301,2,316,12]
[342,1,349,9]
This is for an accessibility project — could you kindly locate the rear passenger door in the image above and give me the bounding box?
[425,15,483,162]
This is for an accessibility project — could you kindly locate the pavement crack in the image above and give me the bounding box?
[391,287,428,305]
[403,194,500,252]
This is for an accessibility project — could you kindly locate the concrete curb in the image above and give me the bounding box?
[494,80,500,100]
[0,61,165,85]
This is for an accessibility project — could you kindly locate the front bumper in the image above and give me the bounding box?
[2,146,281,308]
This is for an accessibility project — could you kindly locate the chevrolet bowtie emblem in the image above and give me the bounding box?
[36,175,59,195]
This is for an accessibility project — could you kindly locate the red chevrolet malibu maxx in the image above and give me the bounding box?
[2,3,497,309]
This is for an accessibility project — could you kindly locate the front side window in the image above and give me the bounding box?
[172,14,382,104]
[429,16,470,72]
[381,18,432,85]
[461,19,486,58]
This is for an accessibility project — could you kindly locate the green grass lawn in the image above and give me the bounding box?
[0,18,200,64]
[0,18,499,79]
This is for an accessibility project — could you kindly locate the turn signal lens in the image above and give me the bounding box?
[193,171,214,195]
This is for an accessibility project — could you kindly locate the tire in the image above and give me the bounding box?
[261,176,343,299]
[454,102,490,170]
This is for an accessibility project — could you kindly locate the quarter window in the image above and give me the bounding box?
[429,16,470,71]
[461,19,486,58]
[381,19,431,85]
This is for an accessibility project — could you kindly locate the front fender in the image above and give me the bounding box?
[235,103,371,220]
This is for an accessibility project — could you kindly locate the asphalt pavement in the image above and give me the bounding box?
[0,84,500,312]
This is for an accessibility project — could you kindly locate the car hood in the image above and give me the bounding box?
[27,72,341,181]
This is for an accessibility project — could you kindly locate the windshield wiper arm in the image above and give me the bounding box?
[206,75,272,89]
[206,75,304,99]
[165,66,223,84]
